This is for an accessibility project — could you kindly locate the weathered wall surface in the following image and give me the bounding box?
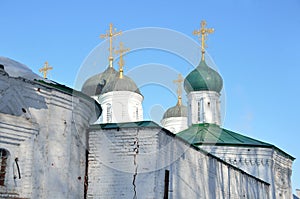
[0,113,38,199]
[201,145,294,199]
[88,126,158,198]
[0,73,99,199]
[88,124,270,198]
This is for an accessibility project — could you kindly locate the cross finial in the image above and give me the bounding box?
[115,42,130,78]
[173,74,184,106]
[100,23,122,68]
[193,20,214,61]
[39,61,53,79]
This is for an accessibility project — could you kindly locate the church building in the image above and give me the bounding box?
[0,21,296,199]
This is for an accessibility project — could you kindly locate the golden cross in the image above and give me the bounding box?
[193,20,214,61]
[39,61,53,79]
[115,42,130,78]
[100,23,122,68]
[173,74,183,106]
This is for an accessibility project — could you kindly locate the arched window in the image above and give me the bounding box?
[217,100,221,122]
[106,103,112,123]
[198,98,205,122]
[0,149,8,186]
[197,101,201,122]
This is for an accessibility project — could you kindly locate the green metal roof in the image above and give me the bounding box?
[177,123,295,160]
[90,121,161,130]
[90,121,294,161]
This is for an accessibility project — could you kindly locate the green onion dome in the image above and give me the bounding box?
[184,60,223,93]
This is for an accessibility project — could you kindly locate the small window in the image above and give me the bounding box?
[197,101,201,122]
[164,170,170,199]
[0,149,8,186]
[106,103,112,123]
[135,106,139,120]
[198,98,204,122]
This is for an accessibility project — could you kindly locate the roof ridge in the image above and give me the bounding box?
[205,125,225,142]
[221,127,272,146]
[177,123,295,160]
[177,123,274,146]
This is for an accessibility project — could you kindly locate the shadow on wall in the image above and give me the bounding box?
[294,189,300,199]
[0,66,48,119]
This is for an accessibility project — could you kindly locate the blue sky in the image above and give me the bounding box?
[1,0,300,191]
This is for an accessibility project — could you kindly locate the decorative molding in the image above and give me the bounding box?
[223,157,271,167]
[0,113,39,146]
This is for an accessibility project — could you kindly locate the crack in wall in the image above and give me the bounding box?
[132,135,139,199]
[133,166,138,199]
[84,149,89,199]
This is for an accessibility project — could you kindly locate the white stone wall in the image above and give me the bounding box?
[0,113,38,199]
[201,145,294,199]
[161,117,188,134]
[88,125,270,198]
[88,127,158,198]
[187,91,221,126]
[96,91,143,123]
[0,74,99,198]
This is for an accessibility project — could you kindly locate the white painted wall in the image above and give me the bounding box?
[88,125,270,198]
[0,114,38,198]
[161,117,188,134]
[201,145,294,199]
[187,91,221,126]
[95,91,143,123]
[0,74,99,198]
